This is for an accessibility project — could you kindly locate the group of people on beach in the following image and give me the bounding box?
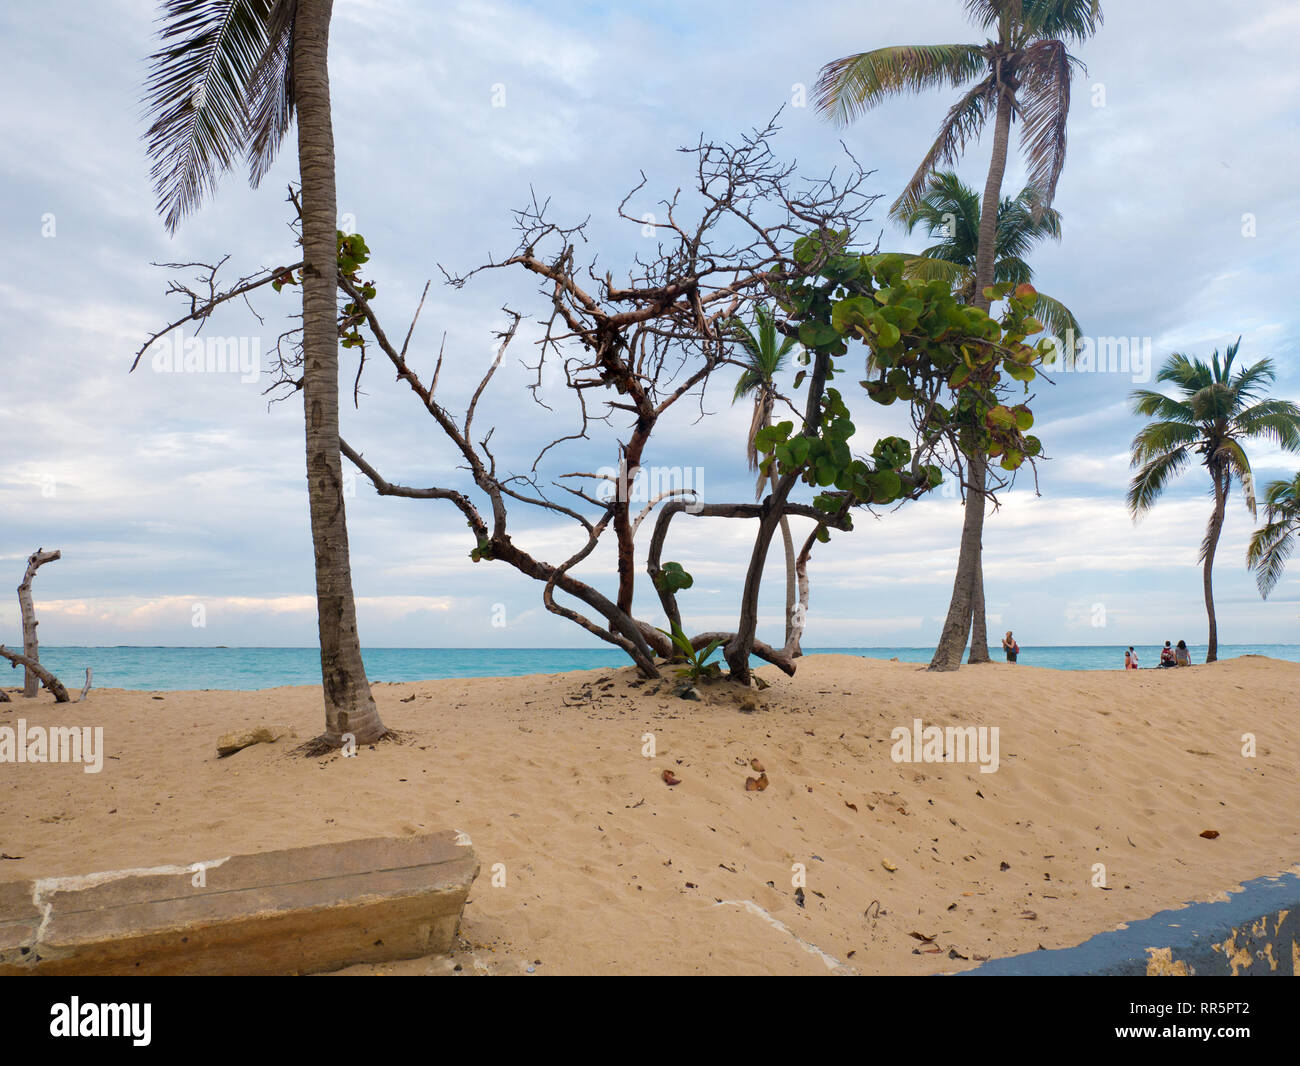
[999,631,1193,668]
[1142,640,1192,669]
[1124,642,1191,668]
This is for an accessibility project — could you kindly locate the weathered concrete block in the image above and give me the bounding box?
[0,831,478,975]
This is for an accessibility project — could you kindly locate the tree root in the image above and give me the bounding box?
[293,728,405,758]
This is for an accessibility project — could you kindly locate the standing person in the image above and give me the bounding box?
[1125,646,1139,670]
[1160,641,1177,668]
[1175,640,1192,667]
[1002,631,1019,664]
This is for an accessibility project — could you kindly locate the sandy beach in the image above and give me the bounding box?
[2,653,1296,975]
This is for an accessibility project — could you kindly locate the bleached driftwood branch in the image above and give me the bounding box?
[0,645,70,703]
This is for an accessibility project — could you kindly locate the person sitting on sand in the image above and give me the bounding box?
[1002,630,1019,664]
[1159,641,1176,668]
[1175,639,1191,667]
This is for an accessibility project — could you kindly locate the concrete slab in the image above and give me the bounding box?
[0,831,478,975]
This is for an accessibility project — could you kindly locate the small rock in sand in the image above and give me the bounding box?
[217,724,295,758]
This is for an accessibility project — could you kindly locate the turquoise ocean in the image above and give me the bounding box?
[24,644,1300,692]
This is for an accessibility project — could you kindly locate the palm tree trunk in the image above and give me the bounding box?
[931,81,1013,671]
[968,550,989,663]
[1203,468,1228,664]
[930,449,986,669]
[293,0,387,746]
[973,81,1014,311]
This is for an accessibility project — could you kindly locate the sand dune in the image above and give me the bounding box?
[2,654,1296,975]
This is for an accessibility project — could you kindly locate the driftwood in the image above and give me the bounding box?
[0,646,70,703]
[78,668,93,703]
[18,549,60,698]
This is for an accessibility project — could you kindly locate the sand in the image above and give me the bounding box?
[1,654,1297,975]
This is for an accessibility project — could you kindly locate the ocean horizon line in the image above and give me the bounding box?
[20,643,1300,691]
[40,643,1300,651]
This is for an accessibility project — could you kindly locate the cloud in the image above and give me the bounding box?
[2,0,1297,652]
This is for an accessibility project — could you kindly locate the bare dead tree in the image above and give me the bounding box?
[17,549,60,698]
[337,116,919,680]
[132,120,943,684]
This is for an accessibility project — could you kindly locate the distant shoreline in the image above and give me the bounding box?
[14,644,1300,693]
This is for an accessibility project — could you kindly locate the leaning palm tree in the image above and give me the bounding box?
[1247,473,1300,600]
[730,306,800,650]
[894,170,1080,339]
[1128,340,1300,662]
[816,0,1103,670]
[142,0,388,748]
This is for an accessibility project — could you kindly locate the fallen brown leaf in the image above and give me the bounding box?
[845,801,858,812]
[750,758,765,773]
[1199,829,1220,839]
[745,773,770,792]
[662,769,680,786]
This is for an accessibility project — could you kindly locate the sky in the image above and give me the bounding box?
[2,0,1299,652]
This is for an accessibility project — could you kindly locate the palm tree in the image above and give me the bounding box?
[1128,340,1300,662]
[894,170,1080,339]
[815,0,1103,670]
[1247,473,1300,600]
[730,305,800,650]
[142,0,388,748]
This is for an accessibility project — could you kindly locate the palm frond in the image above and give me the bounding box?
[1128,446,1190,517]
[733,366,763,404]
[1233,398,1300,452]
[245,0,296,186]
[996,184,1063,257]
[1216,438,1256,516]
[902,255,968,286]
[1020,0,1104,44]
[994,255,1033,285]
[1261,474,1300,519]
[814,44,988,127]
[1157,352,1211,393]
[1028,290,1079,338]
[1130,420,1198,465]
[1247,518,1295,599]
[1131,389,1194,423]
[892,77,998,216]
[142,0,277,233]
[1230,355,1277,404]
[891,169,980,248]
[962,0,1012,29]
[1015,38,1077,210]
